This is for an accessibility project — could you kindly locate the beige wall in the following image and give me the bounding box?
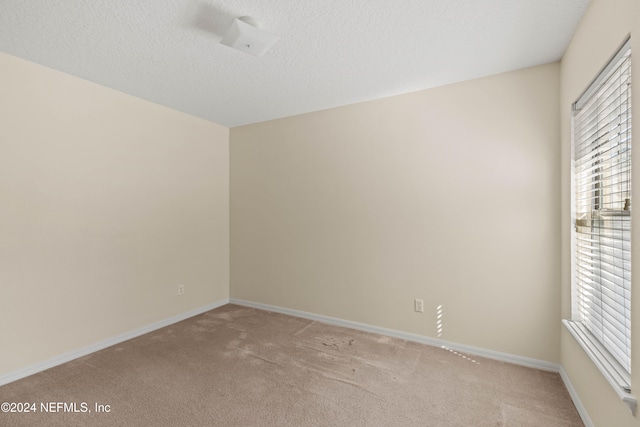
[231,62,561,362]
[0,53,229,377]
[560,0,640,426]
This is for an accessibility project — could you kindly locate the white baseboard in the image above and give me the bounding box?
[559,366,594,427]
[0,299,229,387]
[229,298,560,373]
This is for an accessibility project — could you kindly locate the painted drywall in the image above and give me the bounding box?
[0,53,229,377]
[231,62,561,363]
[560,0,639,426]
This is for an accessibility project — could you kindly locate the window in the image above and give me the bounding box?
[564,38,634,412]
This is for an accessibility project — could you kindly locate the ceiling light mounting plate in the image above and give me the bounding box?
[220,16,279,57]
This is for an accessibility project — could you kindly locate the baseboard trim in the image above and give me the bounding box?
[559,366,595,427]
[0,299,230,387]
[229,298,560,373]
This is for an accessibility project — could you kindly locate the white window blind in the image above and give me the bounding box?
[572,39,632,387]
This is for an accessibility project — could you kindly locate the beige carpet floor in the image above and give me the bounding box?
[1,304,583,426]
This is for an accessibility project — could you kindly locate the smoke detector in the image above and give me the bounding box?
[220,16,280,57]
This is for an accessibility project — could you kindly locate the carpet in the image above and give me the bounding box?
[0,304,583,426]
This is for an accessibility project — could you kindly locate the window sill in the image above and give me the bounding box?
[563,320,637,415]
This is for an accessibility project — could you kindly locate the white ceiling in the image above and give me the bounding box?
[0,0,591,127]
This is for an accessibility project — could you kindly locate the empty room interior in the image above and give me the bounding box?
[1,0,639,426]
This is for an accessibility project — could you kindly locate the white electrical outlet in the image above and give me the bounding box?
[178,284,185,296]
[414,299,424,313]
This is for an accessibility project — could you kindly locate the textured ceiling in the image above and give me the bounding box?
[0,0,591,127]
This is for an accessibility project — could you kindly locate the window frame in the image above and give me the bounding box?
[564,36,636,414]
